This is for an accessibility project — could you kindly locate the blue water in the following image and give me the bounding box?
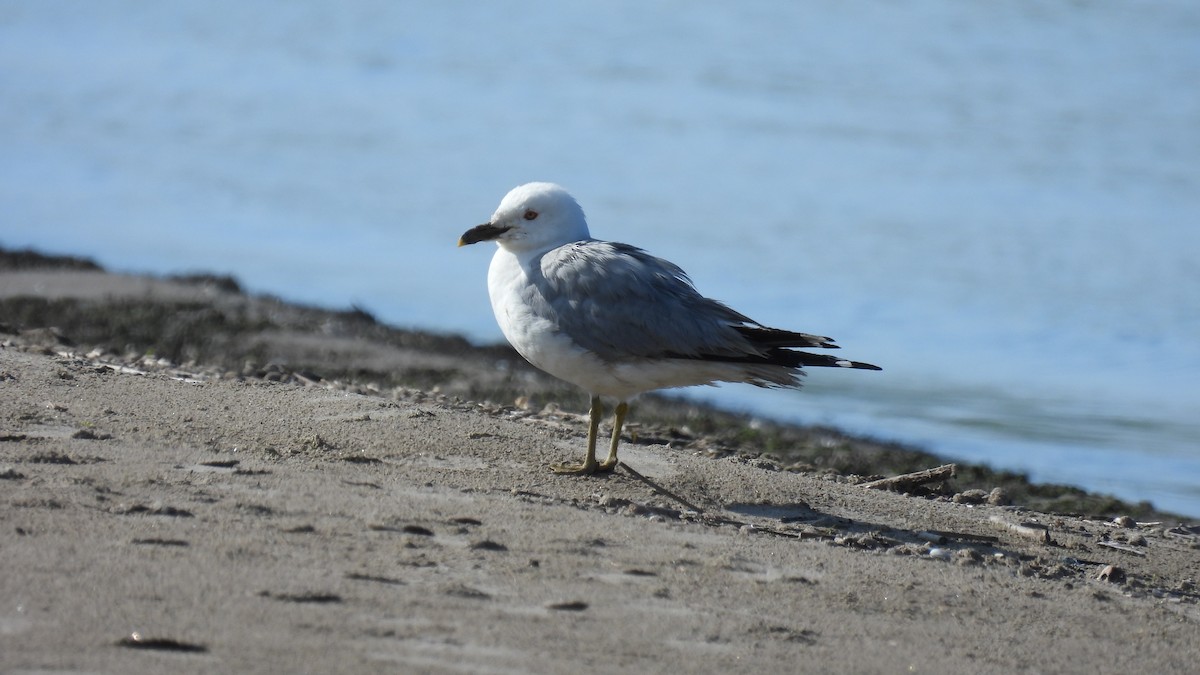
[3,1,1198,516]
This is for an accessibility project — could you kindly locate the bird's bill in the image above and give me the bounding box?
[458,223,512,247]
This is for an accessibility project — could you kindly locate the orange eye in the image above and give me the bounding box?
[523,210,538,220]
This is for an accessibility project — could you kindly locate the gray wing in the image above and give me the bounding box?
[530,240,776,362]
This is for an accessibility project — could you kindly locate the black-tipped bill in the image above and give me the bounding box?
[458,223,512,247]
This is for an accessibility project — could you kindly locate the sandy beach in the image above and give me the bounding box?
[1,256,1197,673]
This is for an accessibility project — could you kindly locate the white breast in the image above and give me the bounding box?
[487,248,593,375]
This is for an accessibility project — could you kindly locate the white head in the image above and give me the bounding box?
[458,182,591,254]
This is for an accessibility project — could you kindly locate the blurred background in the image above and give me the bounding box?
[2,1,1198,515]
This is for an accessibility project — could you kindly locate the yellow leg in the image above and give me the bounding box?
[551,395,603,475]
[597,401,628,471]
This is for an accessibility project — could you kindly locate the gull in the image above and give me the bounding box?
[459,182,880,475]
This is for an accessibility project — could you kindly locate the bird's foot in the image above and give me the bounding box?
[550,458,617,476]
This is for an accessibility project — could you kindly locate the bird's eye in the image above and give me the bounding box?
[523,210,538,221]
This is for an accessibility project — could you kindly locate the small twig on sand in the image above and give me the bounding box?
[988,515,1051,543]
[917,529,1000,545]
[1096,540,1146,556]
[861,463,957,491]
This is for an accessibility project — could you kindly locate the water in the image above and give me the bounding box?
[2,1,1198,515]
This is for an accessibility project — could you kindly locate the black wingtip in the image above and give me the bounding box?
[737,326,840,349]
[691,348,880,371]
[815,354,881,371]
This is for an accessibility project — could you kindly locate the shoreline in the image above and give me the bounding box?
[1,246,1198,672]
[0,246,1178,520]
